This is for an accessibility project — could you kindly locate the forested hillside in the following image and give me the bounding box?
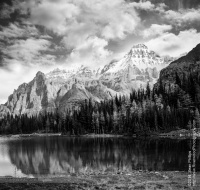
[0,80,198,135]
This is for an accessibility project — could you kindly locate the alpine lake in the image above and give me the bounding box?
[0,136,200,189]
[0,136,199,177]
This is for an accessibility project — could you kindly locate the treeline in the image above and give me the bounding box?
[1,73,200,135]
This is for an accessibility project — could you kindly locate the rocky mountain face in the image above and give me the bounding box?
[0,44,171,116]
[156,43,200,91]
[4,71,61,116]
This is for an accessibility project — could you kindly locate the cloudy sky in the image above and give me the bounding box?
[0,0,200,103]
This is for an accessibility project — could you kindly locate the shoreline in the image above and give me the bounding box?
[0,133,124,138]
[0,171,199,189]
[0,129,200,139]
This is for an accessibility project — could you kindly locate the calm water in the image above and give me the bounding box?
[0,137,200,177]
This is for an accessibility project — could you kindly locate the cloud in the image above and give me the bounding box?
[0,21,56,68]
[0,21,57,70]
[27,0,80,35]
[164,8,200,27]
[101,12,139,40]
[146,29,200,57]
[13,0,140,67]
[0,22,38,39]
[68,36,112,67]
[131,1,155,11]
[2,38,56,66]
[20,0,140,39]
[131,1,167,12]
[143,24,172,38]
[0,3,14,19]
[130,1,200,30]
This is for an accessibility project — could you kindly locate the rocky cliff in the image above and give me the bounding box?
[0,44,171,116]
[3,71,62,116]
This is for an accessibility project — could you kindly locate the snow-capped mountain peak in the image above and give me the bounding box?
[0,43,175,116]
[130,44,148,52]
[97,44,172,93]
[46,44,170,89]
[103,44,165,75]
[127,44,163,64]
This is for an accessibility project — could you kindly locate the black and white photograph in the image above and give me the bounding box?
[0,0,200,189]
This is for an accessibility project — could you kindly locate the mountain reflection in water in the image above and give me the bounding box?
[4,137,200,176]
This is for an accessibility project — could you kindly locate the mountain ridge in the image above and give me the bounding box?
[158,43,200,85]
[0,44,176,116]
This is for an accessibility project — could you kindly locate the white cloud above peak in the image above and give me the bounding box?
[164,8,200,26]
[68,36,112,68]
[146,29,200,57]
[131,1,167,12]
[143,24,173,38]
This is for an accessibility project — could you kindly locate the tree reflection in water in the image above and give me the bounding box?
[6,137,200,176]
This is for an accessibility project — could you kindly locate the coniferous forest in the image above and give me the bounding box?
[1,72,200,136]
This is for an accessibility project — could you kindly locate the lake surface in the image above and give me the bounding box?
[0,136,200,177]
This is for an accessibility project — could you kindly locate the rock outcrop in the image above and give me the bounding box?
[4,71,62,116]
